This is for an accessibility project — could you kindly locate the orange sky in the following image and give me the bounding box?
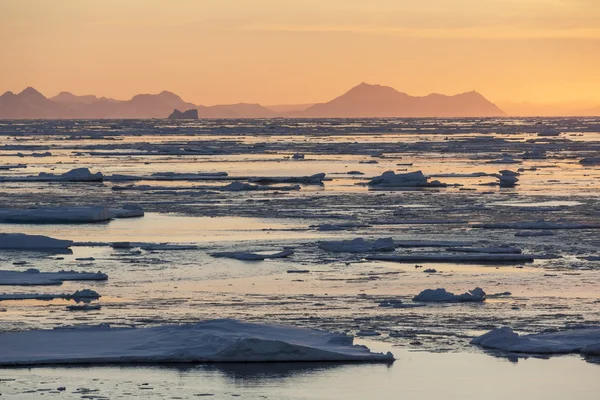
[1,0,599,105]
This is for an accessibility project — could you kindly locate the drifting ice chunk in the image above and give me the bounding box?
[395,240,472,248]
[319,238,395,253]
[497,170,519,188]
[109,204,145,218]
[0,319,394,365]
[0,233,72,250]
[0,206,113,223]
[471,327,600,355]
[366,253,534,263]
[368,170,446,188]
[211,249,294,261]
[514,231,555,237]
[486,154,520,164]
[0,269,108,286]
[413,287,486,302]
[312,223,370,231]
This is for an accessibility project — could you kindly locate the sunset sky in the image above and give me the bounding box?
[1,0,599,105]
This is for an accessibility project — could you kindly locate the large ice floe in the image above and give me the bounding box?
[210,248,294,261]
[0,269,108,286]
[471,327,600,355]
[319,238,395,253]
[0,205,144,223]
[0,319,394,366]
[366,253,534,263]
[413,287,486,303]
[0,233,73,250]
[0,167,103,182]
[367,170,446,188]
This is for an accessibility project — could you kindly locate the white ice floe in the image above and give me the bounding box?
[537,127,561,137]
[319,238,395,253]
[366,253,534,263]
[0,233,73,250]
[0,269,108,286]
[471,327,600,355]
[211,248,294,261]
[0,206,112,223]
[0,168,104,182]
[413,287,486,302]
[0,205,143,223]
[0,319,394,365]
[472,221,599,230]
[446,247,522,254]
[368,170,446,188]
[109,204,145,218]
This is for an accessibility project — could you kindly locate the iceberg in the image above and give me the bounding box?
[0,269,108,286]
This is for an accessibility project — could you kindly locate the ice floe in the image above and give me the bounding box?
[0,168,103,182]
[248,173,326,185]
[366,253,534,263]
[319,238,395,253]
[0,319,394,365]
[368,170,446,188]
[0,289,100,301]
[471,327,600,355]
[413,287,486,302]
[472,221,599,230]
[0,233,73,250]
[211,248,294,261]
[0,269,108,286]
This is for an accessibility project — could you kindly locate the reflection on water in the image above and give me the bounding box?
[2,350,599,399]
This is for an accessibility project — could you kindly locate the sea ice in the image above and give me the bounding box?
[0,269,108,286]
[0,319,394,365]
[471,327,600,355]
[368,170,446,188]
[319,238,395,253]
[413,287,486,302]
[366,254,534,263]
[211,249,294,260]
[0,233,73,250]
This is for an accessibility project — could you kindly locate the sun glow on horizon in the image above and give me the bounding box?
[1,0,599,106]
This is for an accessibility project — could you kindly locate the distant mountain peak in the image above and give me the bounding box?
[19,87,45,98]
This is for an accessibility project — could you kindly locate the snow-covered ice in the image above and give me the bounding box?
[0,269,108,286]
[0,233,72,250]
[0,319,394,366]
[471,327,600,355]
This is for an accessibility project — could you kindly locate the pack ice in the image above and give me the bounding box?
[0,319,394,366]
